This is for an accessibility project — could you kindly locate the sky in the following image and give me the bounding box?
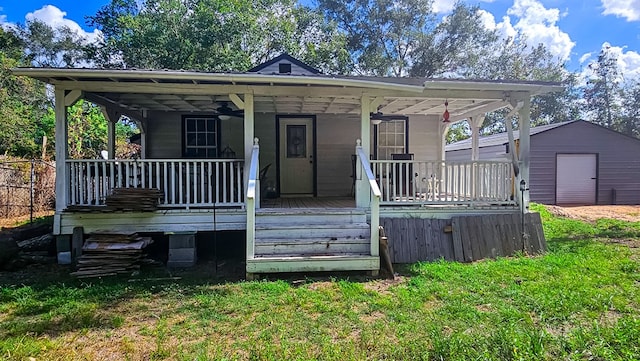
[1,0,639,79]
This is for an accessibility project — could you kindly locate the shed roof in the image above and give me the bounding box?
[445,120,579,151]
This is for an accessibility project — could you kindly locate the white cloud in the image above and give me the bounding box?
[580,43,640,84]
[25,5,101,43]
[579,52,593,64]
[478,0,575,62]
[601,0,640,21]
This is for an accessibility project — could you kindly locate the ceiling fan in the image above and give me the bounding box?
[370,111,399,124]
[214,101,244,119]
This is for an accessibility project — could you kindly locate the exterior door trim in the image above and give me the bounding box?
[275,115,317,197]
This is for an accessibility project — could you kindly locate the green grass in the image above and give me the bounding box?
[1,205,639,360]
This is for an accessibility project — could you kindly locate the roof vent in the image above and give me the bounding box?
[279,63,292,74]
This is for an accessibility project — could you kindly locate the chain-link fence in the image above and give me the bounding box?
[0,159,55,223]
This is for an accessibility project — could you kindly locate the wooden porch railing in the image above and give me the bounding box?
[66,159,244,208]
[369,160,515,206]
[355,142,380,257]
[246,139,260,261]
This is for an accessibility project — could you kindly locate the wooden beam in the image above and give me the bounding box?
[243,92,255,203]
[54,87,68,213]
[518,96,531,212]
[85,93,145,121]
[64,89,83,107]
[449,100,509,123]
[229,93,245,110]
[356,96,371,208]
[370,96,384,112]
[52,80,516,100]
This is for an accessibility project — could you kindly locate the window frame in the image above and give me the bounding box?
[373,117,409,160]
[182,115,221,158]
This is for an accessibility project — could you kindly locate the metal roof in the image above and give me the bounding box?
[11,67,563,118]
[445,120,579,151]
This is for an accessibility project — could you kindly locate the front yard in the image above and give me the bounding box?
[1,204,639,360]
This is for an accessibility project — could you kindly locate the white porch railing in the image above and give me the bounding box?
[355,144,381,257]
[66,159,244,208]
[369,160,515,206]
[246,138,260,261]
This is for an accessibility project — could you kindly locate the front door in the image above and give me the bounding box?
[278,117,314,196]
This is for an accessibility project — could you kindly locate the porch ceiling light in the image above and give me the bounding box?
[218,114,231,121]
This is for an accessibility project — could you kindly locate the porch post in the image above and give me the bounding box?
[107,120,116,159]
[243,93,255,200]
[356,95,371,208]
[54,87,69,215]
[469,115,484,161]
[518,96,531,211]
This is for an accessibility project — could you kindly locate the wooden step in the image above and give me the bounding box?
[246,254,379,273]
[254,223,370,239]
[256,208,367,225]
[254,237,370,256]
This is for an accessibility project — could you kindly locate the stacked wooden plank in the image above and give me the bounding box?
[71,232,154,278]
[105,188,164,211]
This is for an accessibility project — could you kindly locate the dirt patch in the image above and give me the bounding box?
[546,205,640,223]
[363,275,406,295]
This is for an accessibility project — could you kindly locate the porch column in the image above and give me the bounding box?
[54,87,69,215]
[356,95,371,207]
[518,96,531,211]
[469,115,484,161]
[243,93,255,197]
[438,122,449,161]
[107,120,116,159]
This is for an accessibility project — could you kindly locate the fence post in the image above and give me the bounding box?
[30,159,35,223]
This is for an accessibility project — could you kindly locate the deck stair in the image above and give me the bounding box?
[246,208,379,274]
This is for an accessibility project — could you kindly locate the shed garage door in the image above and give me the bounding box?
[556,154,597,205]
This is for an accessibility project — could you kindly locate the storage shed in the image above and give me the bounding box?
[446,120,640,205]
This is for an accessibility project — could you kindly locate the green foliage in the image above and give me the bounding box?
[88,0,351,73]
[319,0,436,76]
[16,20,90,67]
[0,28,51,158]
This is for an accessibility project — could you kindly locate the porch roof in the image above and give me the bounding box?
[13,67,563,118]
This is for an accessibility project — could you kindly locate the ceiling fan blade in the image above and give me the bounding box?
[370,112,398,121]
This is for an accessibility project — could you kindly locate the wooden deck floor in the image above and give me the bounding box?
[262,197,355,209]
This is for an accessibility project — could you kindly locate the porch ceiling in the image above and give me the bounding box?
[12,67,563,119]
[89,91,500,117]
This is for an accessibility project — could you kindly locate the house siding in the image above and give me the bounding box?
[144,111,443,197]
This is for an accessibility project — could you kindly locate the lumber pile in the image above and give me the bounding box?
[105,188,164,211]
[71,232,154,278]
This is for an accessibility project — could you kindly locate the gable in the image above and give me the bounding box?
[248,53,320,75]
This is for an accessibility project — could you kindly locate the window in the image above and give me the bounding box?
[375,119,408,160]
[183,116,219,158]
[286,125,306,158]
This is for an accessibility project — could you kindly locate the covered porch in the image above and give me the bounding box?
[14,66,560,275]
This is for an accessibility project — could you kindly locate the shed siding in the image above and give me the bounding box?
[445,144,507,161]
[530,121,640,205]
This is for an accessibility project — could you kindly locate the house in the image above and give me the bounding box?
[13,54,560,276]
[446,120,640,205]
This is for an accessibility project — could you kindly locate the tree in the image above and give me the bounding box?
[16,19,92,67]
[620,81,640,138]
[0,28,52,157]
[410,2,498,78]
[87,0,350,72]
[584,45,622,129]
[318,0,436,76]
